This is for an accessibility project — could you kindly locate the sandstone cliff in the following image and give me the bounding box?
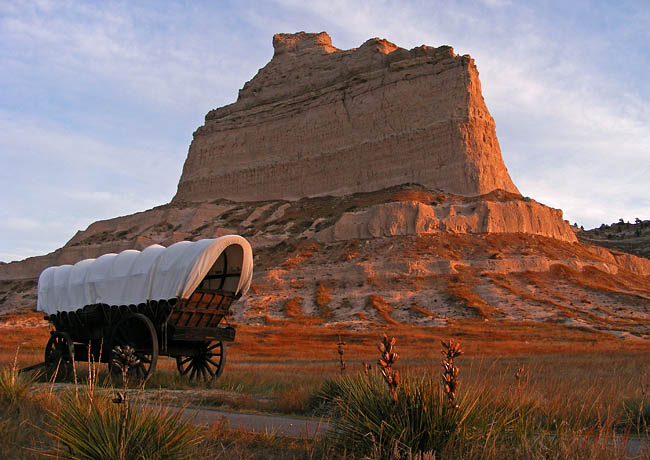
[174,32,519,203]
[2,33,649,342]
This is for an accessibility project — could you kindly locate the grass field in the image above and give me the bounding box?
[2,312,650,458]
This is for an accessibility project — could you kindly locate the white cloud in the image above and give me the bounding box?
[1,0,648,262]
[0,1,264,113]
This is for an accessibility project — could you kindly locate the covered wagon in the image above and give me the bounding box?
[37,235,253,383]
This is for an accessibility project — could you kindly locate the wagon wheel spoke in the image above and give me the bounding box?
[206,357,221,368]
[110,313,158,386]
[176,341,226,382]
[206,343,222,352]
[205,362,216,378]
[180,361,193,376]
[44,332,74,382]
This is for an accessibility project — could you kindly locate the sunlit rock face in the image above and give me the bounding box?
[173,32,519,203]
[7,32,650,337]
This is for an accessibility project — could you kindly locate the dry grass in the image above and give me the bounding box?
[283,297,303,318]
[446,273,500,318]
[367,294,398,324]
[3,327,650,458]
[282,243,319,270]
[314,283,332,319]
[4,318,650,374]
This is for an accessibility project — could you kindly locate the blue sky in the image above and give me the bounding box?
[1,0,648,262]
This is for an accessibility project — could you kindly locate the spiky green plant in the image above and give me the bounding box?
[0,367,36,406]
[0,349,37,406]
[324,372,478,457]
[43,391,204,460]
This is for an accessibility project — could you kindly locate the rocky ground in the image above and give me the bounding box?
[2,185,649,343]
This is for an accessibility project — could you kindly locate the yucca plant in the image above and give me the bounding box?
[325,372,478,457]
[0,368,36,406]
[0,348,37,406]
[43,391,204,460]
[621,396,650,434]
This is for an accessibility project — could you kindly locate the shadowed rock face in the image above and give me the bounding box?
[173,31,519,203]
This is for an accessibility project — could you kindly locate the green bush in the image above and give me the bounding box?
[44,392,204,460]
[323,372,478,458]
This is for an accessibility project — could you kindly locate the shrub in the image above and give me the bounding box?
[622,396,650,433]
[0,353,36,406]
[324,372,477,458]
[43,392,204,460]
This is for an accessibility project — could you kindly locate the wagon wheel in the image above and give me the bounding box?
[109,313,158,385]
[44,331,74,381]
[176,341,226,382]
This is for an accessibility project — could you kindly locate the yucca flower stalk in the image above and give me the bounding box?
[337,335,347,374]
[441,338,463,406]
[377,333,400,402]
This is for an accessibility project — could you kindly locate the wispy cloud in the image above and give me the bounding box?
[0,0,648,262]
[0,1,277,262]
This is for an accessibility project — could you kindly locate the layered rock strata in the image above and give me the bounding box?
[174,32,519,203]
[4,186,650,286]
[3,32,649,340]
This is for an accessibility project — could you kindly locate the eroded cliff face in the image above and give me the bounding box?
[3,32,648,341]
[3,185,650,340]
[173,32,519,203]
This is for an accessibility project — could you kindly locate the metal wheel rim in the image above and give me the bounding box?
[176,341,226,382]
[109,313,158,385]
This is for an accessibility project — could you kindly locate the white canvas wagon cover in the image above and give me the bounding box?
[37,235,253,315]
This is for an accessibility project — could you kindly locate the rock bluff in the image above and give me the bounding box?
[2,32,650,334]
[174,31,519,203]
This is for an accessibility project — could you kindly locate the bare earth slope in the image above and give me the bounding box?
[2,185,650,343]
[1,32,649,344]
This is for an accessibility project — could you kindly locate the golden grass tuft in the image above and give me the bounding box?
[315,284,332,308]
[410,304,436,318]
[314,283,333,319]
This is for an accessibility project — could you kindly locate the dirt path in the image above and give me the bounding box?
[175,405,650,456]
[173,405,330,438]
